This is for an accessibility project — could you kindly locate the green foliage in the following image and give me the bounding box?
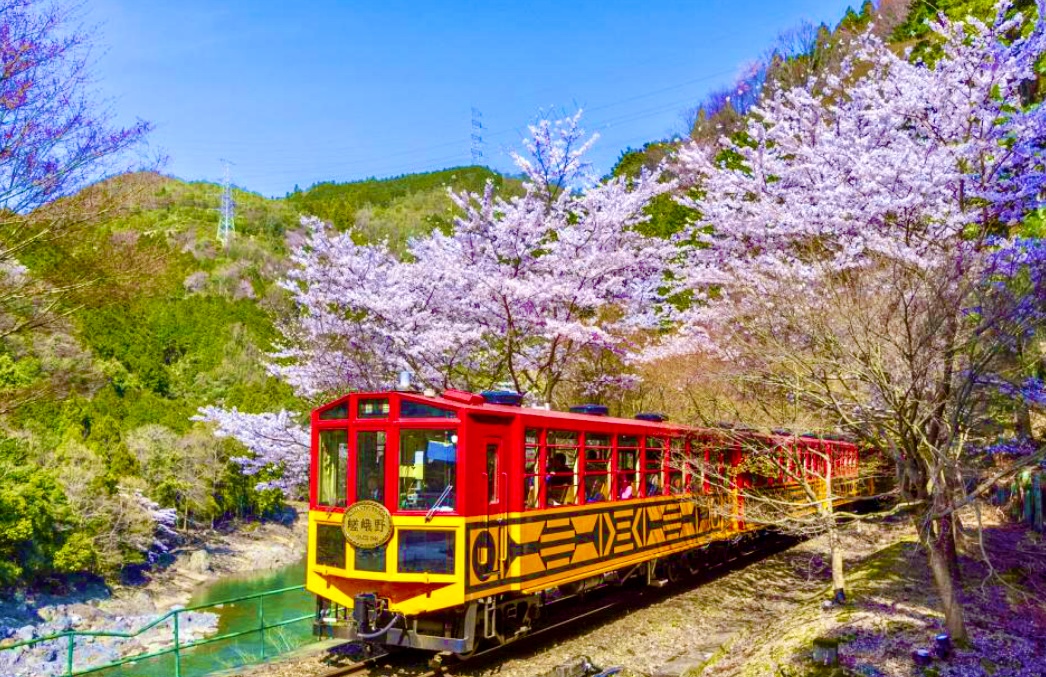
[287,166,512,247]
[0,437,74,585]
[611,144,696,238]
[893,0,1039,64]
[838,1,876,33]
[52,532,99,574]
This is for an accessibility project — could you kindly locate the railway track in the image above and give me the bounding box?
[313,530,798,677]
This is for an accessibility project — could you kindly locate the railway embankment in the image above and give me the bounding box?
[458,510,1045,677]
[0,507,308,676]
[694,508,1046,677]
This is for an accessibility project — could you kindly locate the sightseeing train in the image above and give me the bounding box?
[305,389,872,655]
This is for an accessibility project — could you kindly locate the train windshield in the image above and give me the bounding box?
[318,429,348,507]
[398,428,457,511]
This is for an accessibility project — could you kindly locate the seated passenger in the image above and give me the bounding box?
[524,476,539,508]
[365,474,383,501]
[547,452,573,505]
[584,476,607,503]
[645,475,662,497]
[669,475,684,495]
[618,478,634,500]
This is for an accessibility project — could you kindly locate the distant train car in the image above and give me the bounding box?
[306,389,869,654]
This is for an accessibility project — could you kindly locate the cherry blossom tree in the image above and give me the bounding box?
[266,112,674,404]
[199,112,675,493]
[194,407,310,496]
[661,5,1046,640]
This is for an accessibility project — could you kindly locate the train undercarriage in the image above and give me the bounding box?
[313,543,742,657]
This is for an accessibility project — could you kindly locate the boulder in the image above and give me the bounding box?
[187,550,212,573]
[13,626,35,643]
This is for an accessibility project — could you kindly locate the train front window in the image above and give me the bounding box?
[398,429,457,511]
[356,431,386,503]
[318,429,348,507]
[401,401,455,418]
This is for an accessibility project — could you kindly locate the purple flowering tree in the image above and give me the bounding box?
[660,5,1046,640]
[266,112,673,404]
[194,407,311,496]
[199,113,674,493]
[0,0,151,338]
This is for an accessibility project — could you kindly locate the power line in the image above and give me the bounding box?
[199,67,743,189]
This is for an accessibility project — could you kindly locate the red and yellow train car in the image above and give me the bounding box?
[306,389,867,654]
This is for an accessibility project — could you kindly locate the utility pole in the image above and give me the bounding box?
[470,107,484,165]
[217,159,235,247]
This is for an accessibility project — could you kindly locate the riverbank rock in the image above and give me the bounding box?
[0,510,306,676]
[188,549,213,573]
[0,609,219,677]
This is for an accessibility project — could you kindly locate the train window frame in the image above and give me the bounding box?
[642,436,666,497]
[317,428,348,508]
[668,436,685,495]
[398,529,455,574]
[319,401,349,420]
[523,428,544,510]
[357,398,390,419]
[486,442,499,504]
[397,427,458,513]
[316,523,346,569]
[400,400,456,419]
[546,429,579,507]
[582,432,611,504]
[616,434,639,500]
[355,430,387,505]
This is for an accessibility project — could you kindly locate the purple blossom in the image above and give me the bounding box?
[194,407,310,496]
[0,0,152,214]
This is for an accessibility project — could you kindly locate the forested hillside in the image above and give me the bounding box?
[0,166,504,585]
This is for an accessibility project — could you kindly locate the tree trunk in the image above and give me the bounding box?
[919,518,968,642]
[941,514,961,582]
[830,538,847,603]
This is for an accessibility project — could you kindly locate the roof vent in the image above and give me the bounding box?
[635,412,667,422]
[441,389,485,405]
[569,404,609,416]
[481,390,524,406]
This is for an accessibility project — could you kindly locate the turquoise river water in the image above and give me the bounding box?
[99,556,315,677]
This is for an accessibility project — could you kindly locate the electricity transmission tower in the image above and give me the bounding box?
[217,160,235,247]
[470,107,484,165]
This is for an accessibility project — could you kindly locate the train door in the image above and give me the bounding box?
[484,435,508,578]
[468,416,511,591]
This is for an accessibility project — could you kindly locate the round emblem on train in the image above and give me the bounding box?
[340,500,393,548]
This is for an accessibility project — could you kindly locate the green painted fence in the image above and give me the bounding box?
[0,585,317,677]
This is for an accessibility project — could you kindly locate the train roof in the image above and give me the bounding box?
[314,389,858,446]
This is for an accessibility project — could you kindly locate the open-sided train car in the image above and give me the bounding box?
[306,389,868,654]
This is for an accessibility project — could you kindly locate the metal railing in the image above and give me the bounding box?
[0,584,316,677]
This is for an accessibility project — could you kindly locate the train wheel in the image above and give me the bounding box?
[453,643,480,660]
[666,557,685,583]
[494,601,533,646]
[685,549,702,575]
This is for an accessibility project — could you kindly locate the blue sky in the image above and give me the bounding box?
[88,0,859,197]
